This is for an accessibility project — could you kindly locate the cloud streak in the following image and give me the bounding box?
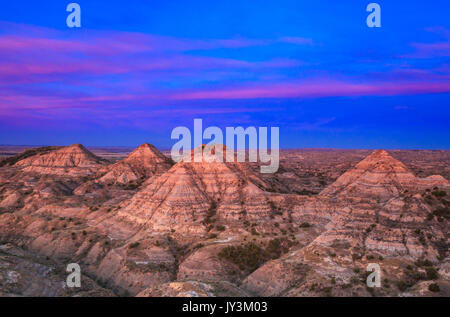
[1,21,450,136]
[172,80,450,100]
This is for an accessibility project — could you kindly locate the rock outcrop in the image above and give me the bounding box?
[114,145,273,234]
[14,144,107,176]
[322,150,449,200]
[99,143,173,185]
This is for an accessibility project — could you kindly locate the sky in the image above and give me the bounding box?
[0,0,449,149]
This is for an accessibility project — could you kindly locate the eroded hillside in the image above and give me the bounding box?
[0,145,448,297]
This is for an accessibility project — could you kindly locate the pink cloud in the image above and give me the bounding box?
[402,27,450,59]
[0,22,308,84]
[406,41,450,58]
[278,37,314,45]
[1,20,449,123]
[172,80,450,100]
[0,21,313,57]
[0,57,303,87]
[3,79,448,114]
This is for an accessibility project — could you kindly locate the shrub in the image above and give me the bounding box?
[216,225,226,232]
[415,259,433,267]
[251,228,259,236]
[129,242,140,249]
[352,253,363,260]
[425,267,439,280]
[432,190,446,198]
[428,283,440,293]
[396,281,409,292]
[266,239,282,257]
[299,222,311,228]
[218,243,267,272]
[323,287,332,297]
[295,189,318,196]
[418,234,427,245]
[124,183,140,190]
[433,208,450,220]
[203,202,217,224]
[218,239,291,273]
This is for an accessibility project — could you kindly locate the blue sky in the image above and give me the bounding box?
[0,0,449,148]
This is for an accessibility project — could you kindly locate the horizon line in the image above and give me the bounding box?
[0,144,449,151]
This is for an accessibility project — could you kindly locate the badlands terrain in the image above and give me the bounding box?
[0,144,448,297]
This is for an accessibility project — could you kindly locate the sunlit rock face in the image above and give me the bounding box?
[115,145,273,234]
[14,144,107,177]
[99,143,173,185]
[322,150,449,200]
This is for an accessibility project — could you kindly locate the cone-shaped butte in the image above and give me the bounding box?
[116,144,272,234]
[13,144,106,176]
[321,149,449,199]
[321,150,416,199]
[15,144,104,168]
[99,143,173,184]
